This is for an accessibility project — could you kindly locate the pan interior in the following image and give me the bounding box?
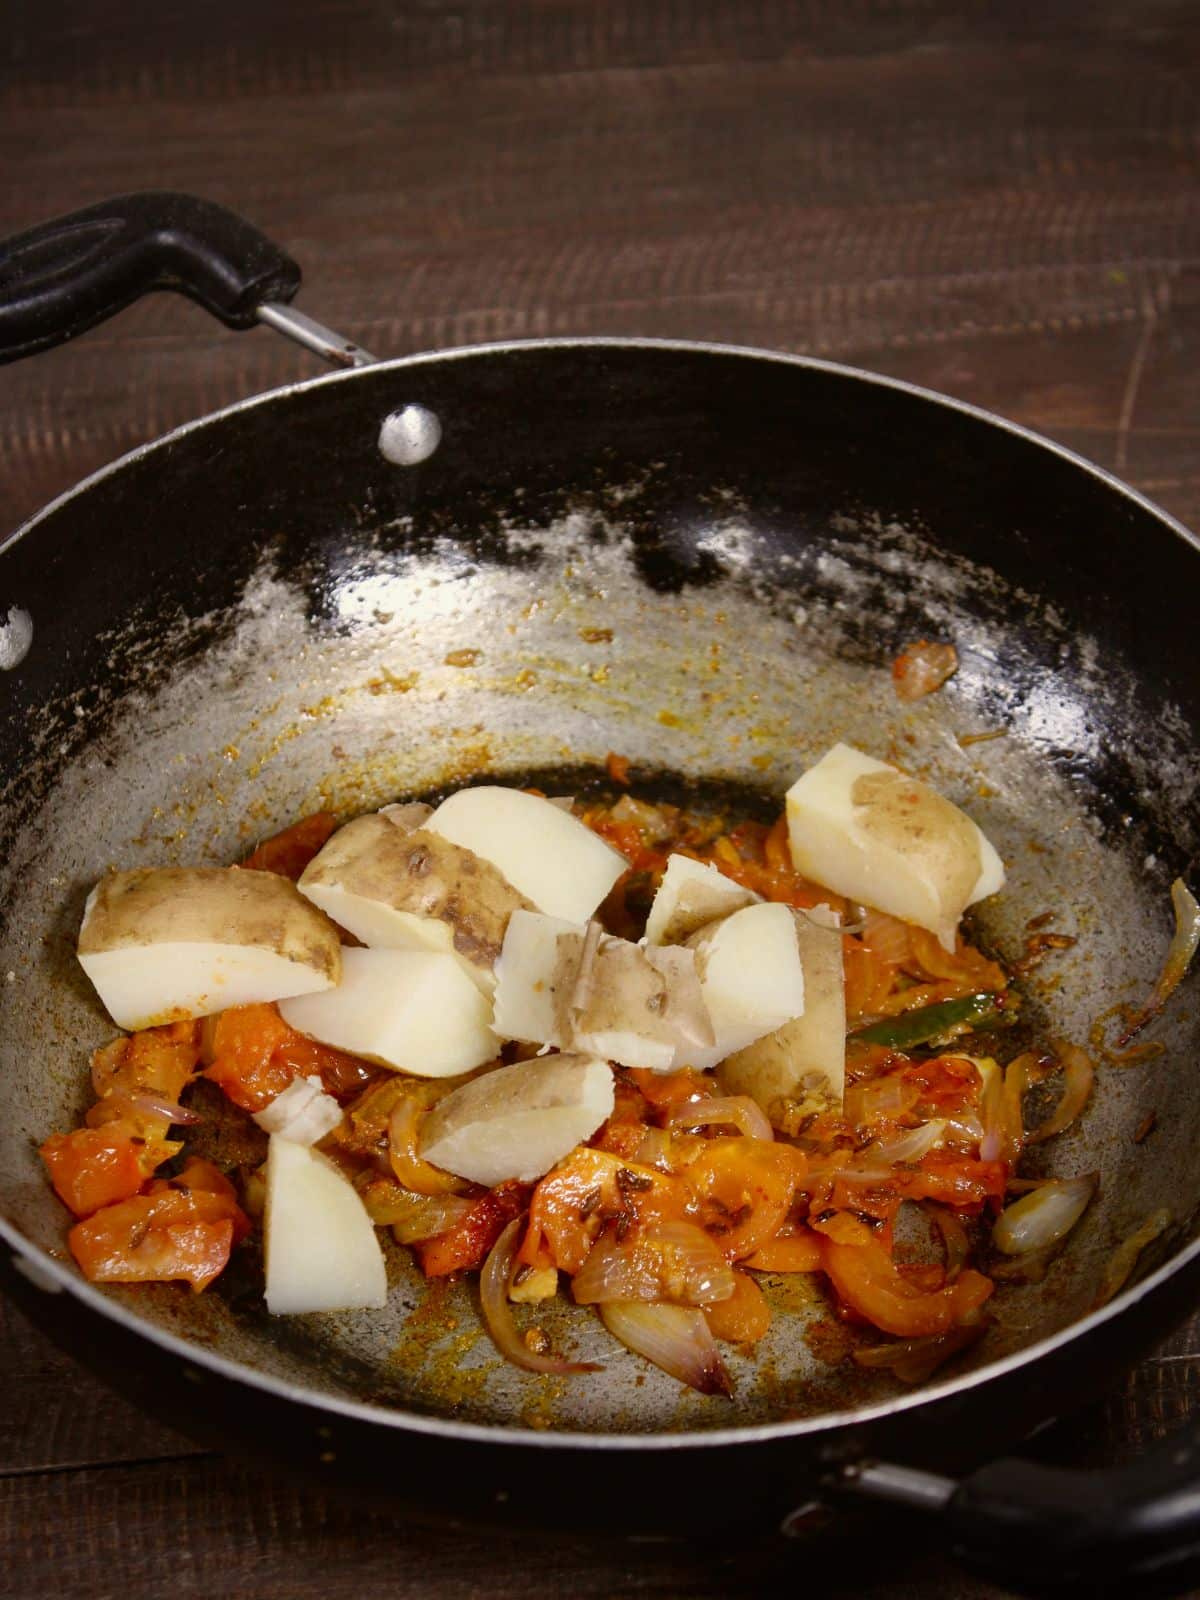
[0,345,1196,1435]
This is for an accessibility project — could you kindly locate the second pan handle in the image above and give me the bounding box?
[0,191,370,367]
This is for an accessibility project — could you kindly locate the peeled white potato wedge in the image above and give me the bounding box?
[253,1075,344,1145]
[643,853,760,945]
[298,814,529,993]
[682,901,806,1071]
[278,947,497,1077]
[719,905,846,1117]
[418,1053,615,1186]
[492,908,582,1047]
[424,786,626,922]
[77,866,341,1031]
[264,1135,387,1314]
[786,742,1005,951]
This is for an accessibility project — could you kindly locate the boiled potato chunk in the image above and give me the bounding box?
[492,911,711,1071]
[77,867,341,1031]
[683,902,806,1071]
[418,1053,615,1186]
[298,813,529,993]
[492,908,581,1047]
[424,786,626,922]
[278,948,497,1077]
[643,854,759,945]
[786,743,1004,951]
[719,905,846,1117]
[572,936,712,1071]
[264,1135,386,1314]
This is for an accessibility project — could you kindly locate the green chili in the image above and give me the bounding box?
[849,991,1014,1050]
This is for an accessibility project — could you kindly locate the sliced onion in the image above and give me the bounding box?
[992,1173,1098,1256]
[1095,1207,1172,1307]
[979,1056,1026,1165]
[843,1074,920,1126]
[573,1221,735,1307]
[1115,879,1200,1046]
[388,1094,468,1196]
[632,1126,674,1170]
[480,1217,600,1375]
[600,1300,732,1396]
[86,1091,202,1130]
[923,1202,969,1284]
[868,1120,946,1166]
[861,909,914,967]
[1027,1040,1094,1145]
[390,1194,477,1244]
[854,1315,987,1383]
[667,1096,773,1142]
[941,1112,986,1151]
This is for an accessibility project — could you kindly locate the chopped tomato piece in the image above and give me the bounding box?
[903,1055,983,1116]
[40,1125,180,1218]
[90,1020,200,1106]
[414,1182,528,1277]
[167,1156,252,1243]
[629,1068,711,1116]
[605,751,631,787]
[743,1227,824,1274]
[521,1149,690,1275]
[704,1270,771,1344]
[821,1236,993,1338]
[896,1151,1007,1210]
[682,1140,806,1262]
[809,1210,878,1248]
[240,812,339,879]
[68,1167,248,1291]
[205,1002,374,1111]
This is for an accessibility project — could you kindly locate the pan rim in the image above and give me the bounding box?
[2,332,1197,1448]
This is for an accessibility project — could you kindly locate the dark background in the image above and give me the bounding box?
[3,4,1200,1596]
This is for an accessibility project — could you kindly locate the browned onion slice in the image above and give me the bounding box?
[480,1217,600,1376]
[600,1300,733,1396]
[666,1095,773,1142]
[572,1221,735,1306]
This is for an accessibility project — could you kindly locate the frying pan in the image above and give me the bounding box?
[0,193,1198,1597]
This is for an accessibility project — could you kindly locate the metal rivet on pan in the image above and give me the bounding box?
[378,404,442,466]
[0,607,33,670]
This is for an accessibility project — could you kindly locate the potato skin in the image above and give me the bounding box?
[300,814,531,974]
[79,867,342,983]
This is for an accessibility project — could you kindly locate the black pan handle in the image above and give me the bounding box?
[825,1423,1200,1598]
[0,191,301,363]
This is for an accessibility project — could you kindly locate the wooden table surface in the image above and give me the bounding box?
[3,4,1200,1596]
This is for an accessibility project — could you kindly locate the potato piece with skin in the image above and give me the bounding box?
[77,867,341,1031]
[571,937,713,1070]
[719,905,846,1118]
[493,910,712,1070]
[786,743,1004,952]
[298,813,531,993]
[643,853,760,945]
[681,902,806,1072]
[279,947,498,1078]
[264,1135,387,1314]
[418,1053,615,1186]
[424,786,626,923]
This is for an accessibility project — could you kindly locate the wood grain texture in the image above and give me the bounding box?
[2,2,1200,1596]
